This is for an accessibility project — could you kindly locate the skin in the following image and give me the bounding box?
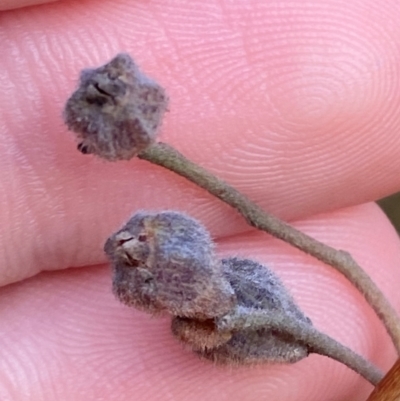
[1,0,400,400]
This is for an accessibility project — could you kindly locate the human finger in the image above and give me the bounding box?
[0,202,397,400]
[1,0,400,285]
[0,0,58,11]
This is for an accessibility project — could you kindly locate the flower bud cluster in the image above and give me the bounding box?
[105,211,312,364]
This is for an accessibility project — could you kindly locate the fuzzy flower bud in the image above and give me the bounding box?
[173,257,312,365]
[64,53,168,161]
[104,211,236,319]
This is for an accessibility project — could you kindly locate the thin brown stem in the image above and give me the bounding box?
[139,142,400,354]
[218,308,384,386]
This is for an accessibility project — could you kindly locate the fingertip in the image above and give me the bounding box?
[0,0,59,11]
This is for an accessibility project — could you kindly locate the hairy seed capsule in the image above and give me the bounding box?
[104,211,236,319]
[64,53,168,161]
[171,317,233,350]
[173,257,312,365]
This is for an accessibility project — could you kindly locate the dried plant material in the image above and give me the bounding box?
[104,211,236,319]
[197,324,310,364]
[220,258,311,325]
[137,142,400,356]
[106,211,312,364]
[104,211,382,382]
[173,257,312,364]
[64,53,168,161]
[63,53,387,384]
[171,317,233,350]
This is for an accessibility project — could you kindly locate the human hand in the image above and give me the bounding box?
[1,0,400,400]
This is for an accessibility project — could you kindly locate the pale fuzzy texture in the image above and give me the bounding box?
[197,326,309,365]
[171,317,233,350]
[106,212,312,364]
[173,257,312,365]
[64,53,168,161]
[104,211,236,319]
[220,258,311,324]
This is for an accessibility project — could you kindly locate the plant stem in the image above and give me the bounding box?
[139,142,400,354]
[218,308,384,386]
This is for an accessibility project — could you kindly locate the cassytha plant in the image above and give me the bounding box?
[64,53,400,397]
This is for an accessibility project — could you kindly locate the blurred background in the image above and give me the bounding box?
[378,193,400,234]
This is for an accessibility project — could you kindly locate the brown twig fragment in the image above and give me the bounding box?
[139,142,400,354]
[366,358,400,400]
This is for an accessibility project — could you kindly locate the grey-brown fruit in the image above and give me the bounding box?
[171,317,232,350]
[104,211,236,319]
[174,257,312,364]
[64,53,168,161]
